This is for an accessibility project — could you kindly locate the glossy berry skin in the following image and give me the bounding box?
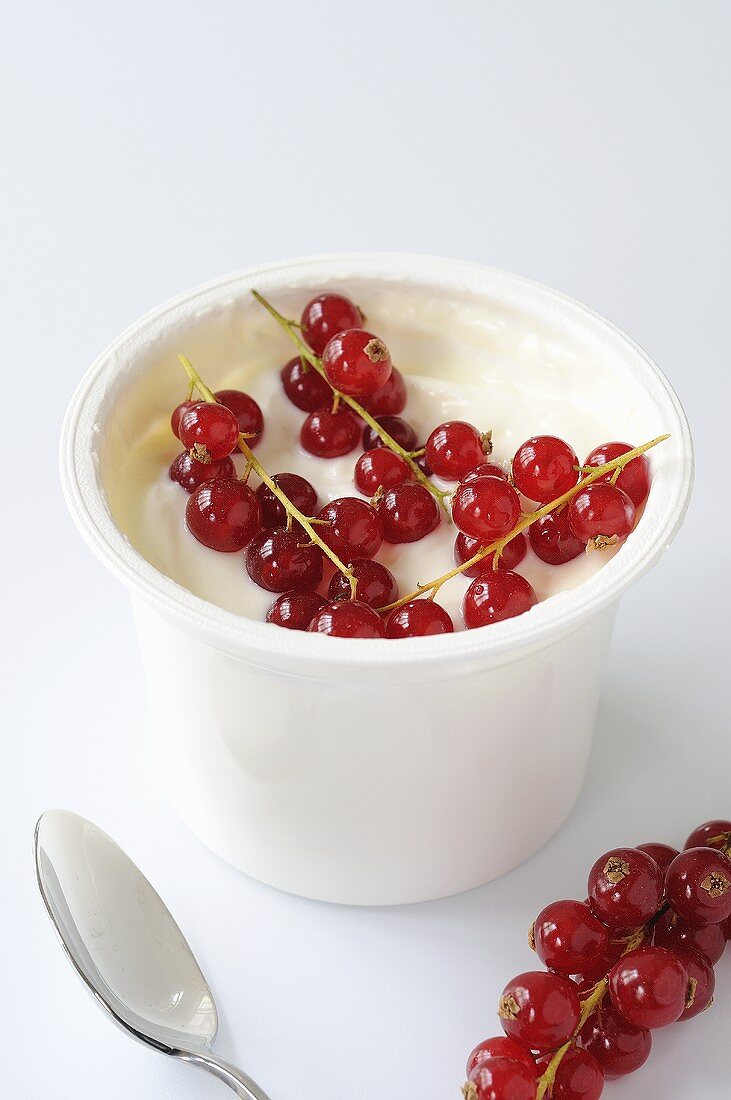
[466,1058,537,1100]
[452,475,521,541]
[280,357,333,412]
[684,819,731,852]
[636,842,680,877]
[316,497,383,560]
[467,1037,536,1078]
[461,462,509,484]
[321,328,392,397]
[579,1002,652,1078]
[300,293,362,355]
[463,572,537,629]
[308,599,386,639]
[587,847,664,930]
[575,939,626,984]
[328,559,398,608]
[536,1048,604,1100]
[512,436,579,503]
[354,448,411,495]
[376,484,439,543]
[424,420,486,480]
[186,478,262,552]
[360,366,407,416]
[528,508,585,566]
[386,599,454,639]
[567,484,636,546]
[266,591,326,631]
[653,908,726,964]
[171,399,197,439]
[531,900,610,976]
[245,529,323,593]
[585,442,650,508]
[673,946,715,1022]
[454,531,527,577]
[362,415,418,453]
[498,971,580,1053]
[665,847,731,926]
[608,946,688,1029]
[169,451,235,493]
[256,473,318,529]
[179,402,240,462]
[215,389,264,446]
[301,407,361,458]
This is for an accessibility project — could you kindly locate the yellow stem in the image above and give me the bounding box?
[177,355,357,597]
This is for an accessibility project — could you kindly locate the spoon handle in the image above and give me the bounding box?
[176,1049,273,1100]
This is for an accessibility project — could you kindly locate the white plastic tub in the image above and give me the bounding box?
[61,254,693,905]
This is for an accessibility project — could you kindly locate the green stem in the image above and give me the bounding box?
[378,434,670,613]
[251,290,453,515]
[178,355,357,597]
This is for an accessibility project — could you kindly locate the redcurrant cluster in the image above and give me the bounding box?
[463,820,731,1100]
[166,290,663,638]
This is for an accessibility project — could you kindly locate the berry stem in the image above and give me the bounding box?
[379,434,670,613]
[178,355,357,597]
[251,290,452,515]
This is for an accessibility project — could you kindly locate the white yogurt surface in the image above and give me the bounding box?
[109,282,633,629]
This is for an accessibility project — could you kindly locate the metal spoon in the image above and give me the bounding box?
[35,809,273,1099]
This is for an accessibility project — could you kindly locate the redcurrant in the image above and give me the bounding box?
[360,366,407,416]
[354,448,411,496]
[376,484,440,543]
[266,591,326,631]
[528,508,584,566]
[587,847,664,930]
[665,847,731,926]
[280,357,333,412]
[186,477,262,552]
[584,443,650,508]
[362,415,418,453]
[322,329,392,397]
[179,401,240,463]
[215,389,264,446]
[452,475,521,541]
[308,600,386,639]
[579,1001,652,1078]
[316,497,383,560]
[567,484,636,548]
[256,473,318,529]
[245,529,323,592]
[608,946,688,1028]
[463,572,537,629]
[300,292,362,355]
[536,1048,604,1100]
[171,399,197,439]
[425,420,487,480]
[467,1037,536,1078]
[512,436,579,503]
[461,462,509,484]
[498,971,580,1053]
[636,842,680,876]
[653,908,726,964]
[454,532,527,577]
[386,599,454,638]
[684,819,731,852]
[673,945,715,1022]
[300,407,361,458]
[169,451,235,493]
[531,900,610,976]
[466,1058,537,1100]
[328,559,398,608]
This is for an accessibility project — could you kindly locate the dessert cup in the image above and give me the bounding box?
[61,254,694,905]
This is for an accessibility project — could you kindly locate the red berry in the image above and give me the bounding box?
[673,946,715,1021]
[354,449,411,496]
[608,946,688,1028]
[386,599,454,638]
[245,529,323,593]
[579,1001,652,1078]
[169,451,235,493]
[328,559,398,608]
[301,407,361,458]
[171,399,197,439]
[322,329,392,397]
[256,473,318,529]
[587,847,664,930]
[574,939,626,984]
[280,357,333,412]
[452,475,521,541]
[536,1048,604,1100]
[466,1058,537,1100]
[460,462,509,484]
[316,497,383,560]
[424,420,487,480]
[215,389,264,447]
[266,591,326,631]
[665,847,731,926]
[567,484,636,547]
[653,908,726,964]
[528,508,585,566]
[467,1037,536,1078]
[179,402,240,462]
[360,366,407,416]
[531,900,610,976]
[300,293,362,355]
[636,842,680,876]
[684,819,731,852]
[498,971,580,1053]
[308,600,386,639]
[463,572,537,629]
[186,477,262,552]
[584,443,650,508]
[376,483,439,543]
[454,532,527,577]
[512,436,579,503]
[362,415,418,453]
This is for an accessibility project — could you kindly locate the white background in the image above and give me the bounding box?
[2,3,729,1098]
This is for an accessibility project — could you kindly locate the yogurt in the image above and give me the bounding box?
[109,283,631,629]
